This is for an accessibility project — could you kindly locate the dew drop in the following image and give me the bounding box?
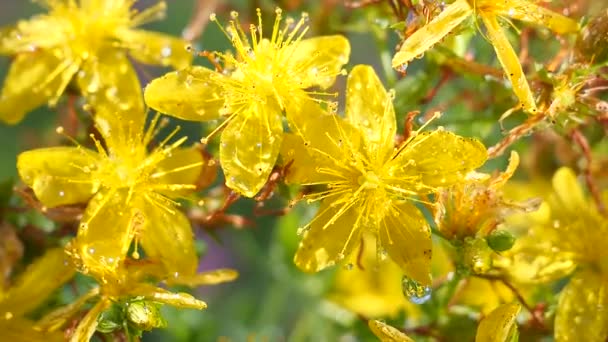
[402,276,432,304]
[397,63,408,73]
[58,190,65,197]
[344,263,354,270]
[161,46,172,58]
[4,312,13,320]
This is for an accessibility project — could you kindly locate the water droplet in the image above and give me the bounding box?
[161,46,172,58]
[58,190,65,197]
[344,263,354,270]
[4,312,13,320]
[397,63,408,73]
[402,276,432,304]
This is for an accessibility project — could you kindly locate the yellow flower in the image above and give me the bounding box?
[17,109,212,280]
[505,167,608,341]
[0,0,192,124]
[42,256,238,342]
[144,8,350,197]
[392,0,579,113]
[281,65,487,286]
[0,248,74,342]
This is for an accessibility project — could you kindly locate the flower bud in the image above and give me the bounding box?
[126,301,166,331]
[486,229,516,252]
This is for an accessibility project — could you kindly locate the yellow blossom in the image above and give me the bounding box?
[0,0,192,124]
[505,167,608,341]
[0,248,74,342]
[144,8,350,197]
[281,65,487,286]
[17,109,213,280]
[392,0,579,113]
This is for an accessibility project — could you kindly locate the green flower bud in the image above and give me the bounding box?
[463,237,492,274]
[576,10,608,63]
[97,304,124,333]
[486,229,516,252]
[126,300,167,331]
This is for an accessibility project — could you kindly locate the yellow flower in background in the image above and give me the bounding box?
[504,168,608,341]
[145,8,350,197]
[40,256,238,342]
[17,109,213,281]
[0,248,74,342]
[281,65,487,287]
[0,0,192,124]
[392,0,579,113]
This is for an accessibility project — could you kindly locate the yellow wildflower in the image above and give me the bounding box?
[42,255,238,342]
[392,0,579,113]
[281,65,487,286]
[0,0,192,124]
[145,8,350,197]
[505,168,608,341]
[0,248,74,342]
[17,109,213,280]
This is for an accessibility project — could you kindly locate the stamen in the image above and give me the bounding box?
[130,1,167,27]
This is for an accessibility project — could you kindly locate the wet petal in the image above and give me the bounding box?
[369,320,415,342]
[0,248,74,316]
[286,35,350,89]
[0,16,68,54]
[392,0,472,68]
[70,299,111,342]
[491,0,579,34]
[144,66,224,121]
[139,194,197,277]
[388,130,487,191]
[72,190,134,277]
[77,50,145,129]
[17,147,99,207]
[152,147,207,197]
[555,270,608,342]
[220,103,283,197]
[118,29,192,69]
[168,268,239,287]
[0,317,64,342]
[0,50,79,124]
[294,198,363,272]
[481,13,537,113]
[280,133,328,185]
[346,65,396,164]
[129,284,207,310]
[475,303,521,342]
[379,201,432,286]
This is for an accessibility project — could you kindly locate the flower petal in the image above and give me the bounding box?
[77,50,145,128]
[70,299,111,342]
[555,270,608,342]
[490,0,579,34]
[138,194,197,276]
[280,133,328,185]
[118,29,193,69]
[551,167,587,213]
[144,66,224,122]
[220,103,283,197]
[379,201,432,286]
[0,248,74,316]
[392,0,472,68]
[388,130,487,191]
[285,35,350,89]
[17,147,99,207]
[0,16,68,54]
[369,320,415,342]
[71,190,135,277]
[0,317,64,342]
[294,198,363,272]
[128,284,207,310]
[167,268,239,287]
[0,50,79,124]
[152,147,208,197]
[481,13,537,113]
[346,65,396,164]
[475,303,521,342]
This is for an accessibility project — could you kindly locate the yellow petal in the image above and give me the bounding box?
[379,201,432,286]
[392,0,473,68]
[168,268,239,287]
[388,130,487,191]
[0,248,74,317]
[138,195,197,277]
[128,284,207,310]
[70,299,111,342]
[346,65,396,164]
[37,287,100,333]
[0,16,68,54]
[118,29,193,69]
[0,317,64,342]
[286,35,350,89]
[368,320,415,342]
[475,303,521,342]
[152,147,206,197]
[280,133,331,185]
[0,50,79,124]
[294,198,363,272]
[491,0,579,34]
[480,13,537,113]
[72,190,134,277]
[17,147,99,207]
[77,50,145,127]
[551,167,587,212]
[220,103,284,197]
[144,66,224,122]
[555,270,608,342]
